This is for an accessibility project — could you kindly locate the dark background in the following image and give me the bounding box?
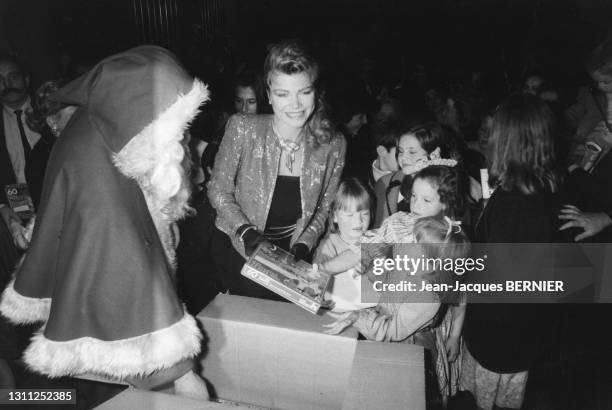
[1,0,611,89]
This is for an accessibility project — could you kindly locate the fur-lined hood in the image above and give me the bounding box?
[0,46,209,380]
[52,45,207,154]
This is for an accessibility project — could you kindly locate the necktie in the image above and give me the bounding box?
[14,109,32,161]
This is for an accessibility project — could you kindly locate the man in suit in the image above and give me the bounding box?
[0,53,52,390]
[0,53,54,247]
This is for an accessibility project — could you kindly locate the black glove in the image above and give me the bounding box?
[290,243,310,262]
[240,226,269,257]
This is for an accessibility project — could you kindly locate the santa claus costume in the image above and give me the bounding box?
[0,46,210,397]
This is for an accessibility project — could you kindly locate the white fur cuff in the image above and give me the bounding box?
[0,278,51,325]
[23,312,202,379]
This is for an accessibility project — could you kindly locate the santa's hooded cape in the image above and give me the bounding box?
[0,46,209,379]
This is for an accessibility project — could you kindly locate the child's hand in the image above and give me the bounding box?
[320,298,335,311]
[310,263,329,279]
[445,335,461,363]
[323,311,358,335]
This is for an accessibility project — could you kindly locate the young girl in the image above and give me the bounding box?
[323,215,468,335]
[373,122,460,227]
[320,163,467,271]
[313,178,377,312]
[321,164,469,402]
[462,94,562,410]
[324,215,469,403]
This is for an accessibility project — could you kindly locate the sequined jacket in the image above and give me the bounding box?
[208,114,346,258]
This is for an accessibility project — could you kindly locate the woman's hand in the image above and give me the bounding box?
[290,243,310,262]
[323,311,358,335]
[445,335,461,363]
[242,228,272,257]
[319,297,335,311]
[559,205,612,242]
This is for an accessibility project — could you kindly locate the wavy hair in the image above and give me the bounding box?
[488,94,561,195]
[412,165,469,219]
[263,39,336,148]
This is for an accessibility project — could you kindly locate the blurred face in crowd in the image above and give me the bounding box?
[424,89,445,115]
[268,71,315,132]
[397,133,428,175]
[410,177,445,217]
[46,106,78,137]
[522,76,543,95]
[539,90,560,103]
[591,70,612,94]
[441,98,459,128]
[478,115,494,153]
[234,86,258,114]
[376,102,396,123]
[345,113,368,137]
[0,60,29,108]
[376,145,399,173]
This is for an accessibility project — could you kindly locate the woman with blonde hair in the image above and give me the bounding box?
[208,39,346,300]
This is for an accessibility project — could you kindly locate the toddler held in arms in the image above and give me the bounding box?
[315,161,467,277]
[324,216,469,403]
[319,162,470,402]
[322,215,468,340]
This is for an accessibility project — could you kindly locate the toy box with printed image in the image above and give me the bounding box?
[241,244,331,313]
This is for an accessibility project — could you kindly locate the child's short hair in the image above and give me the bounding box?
[373,120,400,151]
[329,178,373,233]
[410,165,468,219]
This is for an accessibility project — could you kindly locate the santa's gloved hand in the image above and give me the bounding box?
[239,225,270,257]
[290,243,310,262]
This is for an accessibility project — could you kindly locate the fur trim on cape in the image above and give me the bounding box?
[113,79,209,267]
[0,277,51,325]
[23,312,202,379]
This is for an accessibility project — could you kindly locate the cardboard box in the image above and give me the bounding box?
[96,388,234,409]
[197,294,425,410]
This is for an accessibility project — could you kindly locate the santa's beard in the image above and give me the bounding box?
[146,141,194,223]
